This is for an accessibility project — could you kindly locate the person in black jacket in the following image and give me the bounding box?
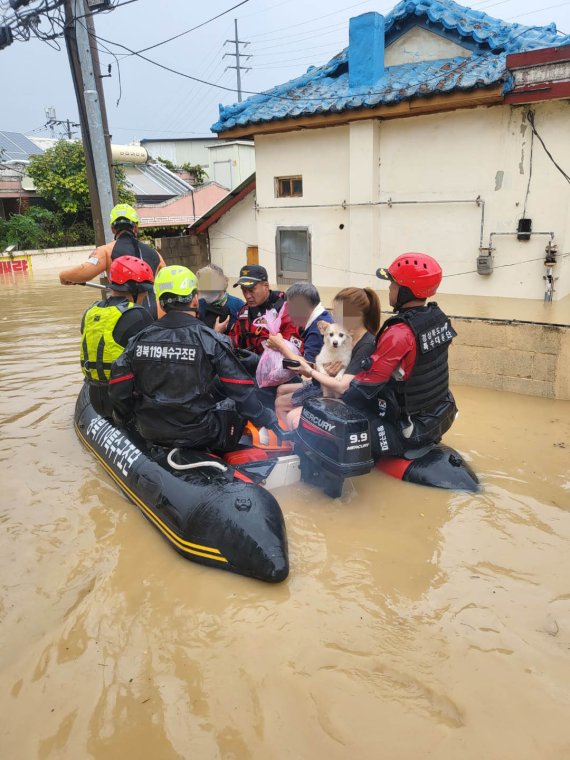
[108,265,278,451]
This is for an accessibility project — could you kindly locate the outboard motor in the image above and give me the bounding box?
[296,397,374,498]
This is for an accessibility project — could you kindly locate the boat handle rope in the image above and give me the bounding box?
[167,448,228,472]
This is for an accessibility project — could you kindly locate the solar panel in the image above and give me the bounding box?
[0,131,43,162]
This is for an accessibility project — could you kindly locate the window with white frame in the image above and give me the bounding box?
[276,227,311,281]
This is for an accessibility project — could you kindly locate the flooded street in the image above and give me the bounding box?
[1,272,570,760]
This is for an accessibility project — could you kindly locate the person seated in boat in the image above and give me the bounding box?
[196,264,244,332]
[108,265,279,452]
[80,256,155,419]
[280,287,379,429]
[267,281,332,420]
[297,253,458,459]
[224,265,300,360]
[59,204,164,316]
[267,281,332,364]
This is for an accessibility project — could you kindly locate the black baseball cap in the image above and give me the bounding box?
[233,264,269,288]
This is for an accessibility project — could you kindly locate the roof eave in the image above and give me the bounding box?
[215,84,505,139]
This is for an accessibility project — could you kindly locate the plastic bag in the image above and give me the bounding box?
[255,305,301,388]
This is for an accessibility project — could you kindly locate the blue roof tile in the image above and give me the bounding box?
[212,0,570,133]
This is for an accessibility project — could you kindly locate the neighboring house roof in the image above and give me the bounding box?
[188,173,256,234]
[124,162,193,202]
[212,0,570,134]
[136,181,229,228]
[140,136,218,144]
[0,131,43,162]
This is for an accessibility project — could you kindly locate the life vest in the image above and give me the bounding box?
[80,300,136,383]
[235,291,286,354]
[111,232,161,274]
[379,302,456,415]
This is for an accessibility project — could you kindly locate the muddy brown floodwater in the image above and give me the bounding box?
[1,273,570,760]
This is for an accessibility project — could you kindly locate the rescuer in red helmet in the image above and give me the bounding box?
[344,252,458,458]
[80,255,155,418]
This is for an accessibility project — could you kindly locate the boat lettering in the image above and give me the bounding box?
[86,417,141,476]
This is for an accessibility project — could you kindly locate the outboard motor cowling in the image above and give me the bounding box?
[296,398,374,497]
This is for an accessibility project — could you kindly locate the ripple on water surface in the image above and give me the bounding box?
[0,273,569,760]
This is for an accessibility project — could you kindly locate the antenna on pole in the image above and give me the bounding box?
[223,18,251,103]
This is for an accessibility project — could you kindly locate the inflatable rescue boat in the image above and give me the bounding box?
[75,388,478,580]
[74,385,289,583]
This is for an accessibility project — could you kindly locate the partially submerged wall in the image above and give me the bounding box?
[450,317,570,400]
[156,235,209,270]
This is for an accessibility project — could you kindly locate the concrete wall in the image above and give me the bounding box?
[450,317,570,400]
[15,245,93,271]
[252,100,570,300]
[157,235,209,271]
[208,191,257,280]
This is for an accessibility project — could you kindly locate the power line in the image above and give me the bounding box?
[527,109,570,185]
[247,0,377,39]
[506,1,570,20]
[121,0,252,58]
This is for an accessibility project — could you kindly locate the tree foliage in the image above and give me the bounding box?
[157,156,208,185]
[0,206,95,250]
[27,140,135,215]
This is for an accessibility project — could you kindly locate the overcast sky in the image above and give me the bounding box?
[2,0,570,143]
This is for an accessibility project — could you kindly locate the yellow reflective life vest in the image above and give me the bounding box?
[80,300,135,383]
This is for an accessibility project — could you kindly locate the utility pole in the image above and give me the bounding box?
[45,108,80,139]
[63,0,116,245]
[223,18,251,103]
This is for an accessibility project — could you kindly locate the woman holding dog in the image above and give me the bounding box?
[298,253,458,459]
[281,287,379,428]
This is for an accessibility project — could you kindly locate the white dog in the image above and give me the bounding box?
[315,321,353,398]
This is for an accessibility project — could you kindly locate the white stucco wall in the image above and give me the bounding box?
[251,99,570,301]
[208,191,257,280]
[255,126,350,285]
[207,142,256,190]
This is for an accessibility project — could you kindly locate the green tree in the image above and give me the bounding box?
[27,140,135,216]
[182,163,208,185]
[157,156,208,185]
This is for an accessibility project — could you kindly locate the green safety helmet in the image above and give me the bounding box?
[154,265,198,304]
[110,203,139,227]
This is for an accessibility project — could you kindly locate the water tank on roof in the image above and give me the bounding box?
[111,144,148,164]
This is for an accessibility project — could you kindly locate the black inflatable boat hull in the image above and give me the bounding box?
[376,445,479,491]
[74,386,288,582]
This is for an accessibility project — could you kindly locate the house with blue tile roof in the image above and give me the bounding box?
[211,0,570,302]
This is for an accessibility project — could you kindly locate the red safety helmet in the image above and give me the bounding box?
[109,255,154,292]
[376,252,442,298]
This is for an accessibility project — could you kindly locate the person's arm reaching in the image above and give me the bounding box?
[297,359,355,394]
[265,332,301,362]
[59,247,106,284]
[212,340,277,429]
[346,323,416,402]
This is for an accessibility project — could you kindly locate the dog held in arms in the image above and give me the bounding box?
[315,321,353,398]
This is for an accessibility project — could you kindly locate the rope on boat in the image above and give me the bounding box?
[167,448,228,472]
